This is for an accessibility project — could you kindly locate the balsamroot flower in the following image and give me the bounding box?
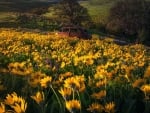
[132,78,145,88]
[4,92,27,113]
[64,77,80,90]
[31,91,45,104]
[66,100,81,113]
[144,66,150,78]
[40,76,52,88]
[104,102,115,113]
[87,103,104,113]
[11,99,27,113]
[5,92,19,105]
[8,62,33,76]
[60,62,66,68]
[141,84,150,94]
[91,90,106,100]
[64,75,85,92]
[0,103,5,113]
[59,87,72,100]
[95,79,107,88]
[28,71,45,87]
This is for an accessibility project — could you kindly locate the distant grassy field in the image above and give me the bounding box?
[0,12,16,22]
[79,0,118,25]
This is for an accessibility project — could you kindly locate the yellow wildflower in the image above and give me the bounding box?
[5,92,18,105]
[31,91,45,104]
[59,87,72,100]
[95,79,106,88]
[105,102,115,113]
[87,103,104,112]
[85,58,94,65]
[141,84,150,95]
[66,100,81,113]
[8,62,33,76]
[40,76,52,88]
[138,61,145,67]
[64,76,85,92]
[4,92,27,113]
[0,103,5,113]
[144,66,150,78]
[132,78,145,88]
[61,62,66,68]
[64,77,80,90]
[11,99,27,113]
[91,90,106,100]
[59,72,73,81]
[28,71,45,87]
[76,75,86,92]
[94,68,106,79]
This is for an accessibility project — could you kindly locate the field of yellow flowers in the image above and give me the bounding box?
[0,28,150,113]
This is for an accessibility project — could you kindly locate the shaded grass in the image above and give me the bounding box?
[0,1,55,25]
[0,1,53,12]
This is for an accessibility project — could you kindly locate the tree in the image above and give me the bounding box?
[54,0,92,27]
[106,0,150,43]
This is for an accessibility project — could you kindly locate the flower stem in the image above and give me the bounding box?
[50,85,63,112]
[77,91,81,113]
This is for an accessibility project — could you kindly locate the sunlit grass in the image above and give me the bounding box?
[0,12,16,22]
[79,0,116,24]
